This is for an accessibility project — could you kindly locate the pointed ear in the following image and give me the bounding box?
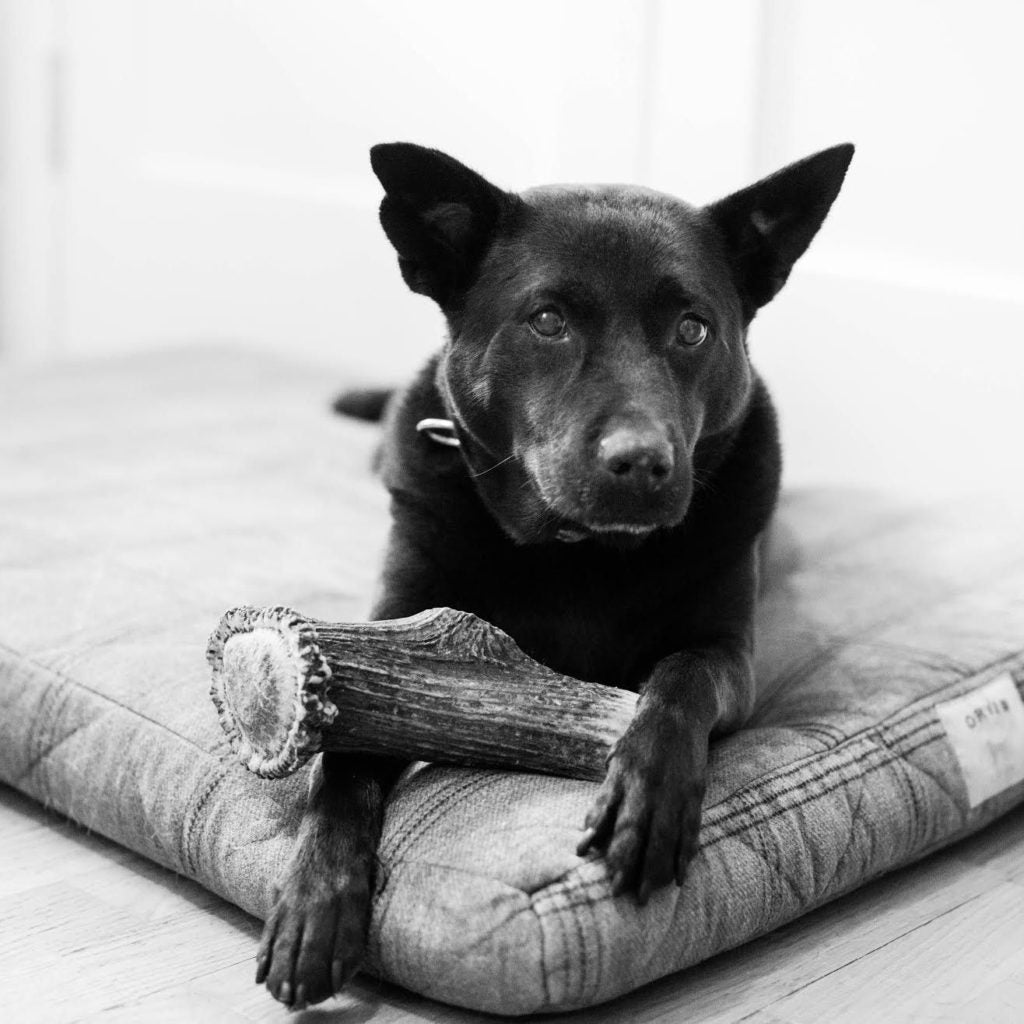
[370,142,517,306]
[707,143,854,316]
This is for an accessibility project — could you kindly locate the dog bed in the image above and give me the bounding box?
[1,348,1023,1015]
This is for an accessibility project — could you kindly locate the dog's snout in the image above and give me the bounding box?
[597,426,675,490]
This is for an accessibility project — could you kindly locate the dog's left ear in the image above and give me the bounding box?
[707,143,854,316]
[370,142,518,307]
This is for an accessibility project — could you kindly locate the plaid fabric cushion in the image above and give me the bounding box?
[2,349,1022,1014]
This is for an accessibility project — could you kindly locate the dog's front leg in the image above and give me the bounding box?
[256,752,404,1008]
[255,530,446,1009]
[578,552,758,903]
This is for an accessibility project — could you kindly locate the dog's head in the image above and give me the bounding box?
[372,142,853,545]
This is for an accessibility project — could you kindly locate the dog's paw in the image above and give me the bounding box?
[255,874,371,1009]
[577,713,707,903]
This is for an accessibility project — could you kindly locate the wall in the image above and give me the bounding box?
[1,0,1021,499]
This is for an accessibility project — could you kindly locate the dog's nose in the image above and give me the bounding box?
[597,426,675,490]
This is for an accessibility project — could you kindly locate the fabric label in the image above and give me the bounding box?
[936,673,1024,807]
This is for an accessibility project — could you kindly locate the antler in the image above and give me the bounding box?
[207,606,636,780]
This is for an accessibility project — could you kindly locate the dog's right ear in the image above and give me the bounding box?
[370,143,516,306]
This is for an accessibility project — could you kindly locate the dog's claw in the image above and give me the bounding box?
[576,827,596,856]
[332,959,346,993]
[675,836,698,887]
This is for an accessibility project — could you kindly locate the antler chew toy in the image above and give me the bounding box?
[207,606,638,780]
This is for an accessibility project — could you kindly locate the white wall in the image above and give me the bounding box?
[1,0,1022,499]
[738,1,1024,498]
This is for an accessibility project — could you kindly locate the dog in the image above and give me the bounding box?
[255,141,854,1008]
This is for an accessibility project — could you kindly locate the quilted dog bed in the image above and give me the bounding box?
[1,348,1023,1015]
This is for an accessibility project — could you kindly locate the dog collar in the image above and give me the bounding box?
[415,417,461,448]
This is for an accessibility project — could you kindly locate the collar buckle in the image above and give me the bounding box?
[415,417,461,448]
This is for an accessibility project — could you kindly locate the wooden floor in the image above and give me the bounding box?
[3,783,1023,1024]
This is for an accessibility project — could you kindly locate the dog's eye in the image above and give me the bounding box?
[675,314,709,347]
[528,308,566,339]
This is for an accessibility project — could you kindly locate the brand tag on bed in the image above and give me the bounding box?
[937,673,1024,807]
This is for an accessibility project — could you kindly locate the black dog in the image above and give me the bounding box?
[256,141,854,1008]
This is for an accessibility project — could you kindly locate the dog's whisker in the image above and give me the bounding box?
[692,469,721,498]
[471,452,517,477]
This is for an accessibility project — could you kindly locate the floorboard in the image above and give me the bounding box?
[2,784,1023,1023]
